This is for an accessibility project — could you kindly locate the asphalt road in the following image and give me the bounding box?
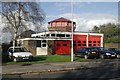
[2,59,120,80]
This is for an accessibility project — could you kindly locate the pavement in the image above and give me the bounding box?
[2,61,107,75]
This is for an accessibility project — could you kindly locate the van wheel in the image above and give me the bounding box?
[100,54,105,59]
[84,55,88,59]
[117,55,120,59]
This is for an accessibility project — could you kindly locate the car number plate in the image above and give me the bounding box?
[111,55,115,57]
[92,52,96,54]
[23,57,29,59]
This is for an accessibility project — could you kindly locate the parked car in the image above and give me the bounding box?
[108,48,120,58]
[7,46,33,62]
[95,47,117,59]
[75,47,99,59]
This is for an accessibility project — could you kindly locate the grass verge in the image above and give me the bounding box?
[3,55,92,65]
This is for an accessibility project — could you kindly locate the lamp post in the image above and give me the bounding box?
[71,0,74,62]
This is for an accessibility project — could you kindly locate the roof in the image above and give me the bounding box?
[18,30,36,38]
[48,17,72,23]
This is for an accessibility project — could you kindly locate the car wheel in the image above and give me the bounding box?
[117,55,120,59]
[100,54,105,59]
[13,57,17,62]
[84,55,88,59]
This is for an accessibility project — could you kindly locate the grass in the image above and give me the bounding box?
[3,55,92,65]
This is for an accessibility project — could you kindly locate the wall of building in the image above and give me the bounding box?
[22,40,36,56]
[47,40,55,55]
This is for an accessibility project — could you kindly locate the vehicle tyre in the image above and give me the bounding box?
[117,54,120,59]
[8,55,12,60]
[84,55,88,59]
[100,54,105,59]
[13,57,17,62]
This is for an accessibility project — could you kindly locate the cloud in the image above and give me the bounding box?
[48,13,117,32]
[0,11,118,43]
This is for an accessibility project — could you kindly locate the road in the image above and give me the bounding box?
[2,59,120,80]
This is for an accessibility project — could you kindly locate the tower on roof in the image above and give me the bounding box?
[48,17,76,32]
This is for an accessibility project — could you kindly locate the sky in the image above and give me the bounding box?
[40,2,118,32]
[0,1,118,43]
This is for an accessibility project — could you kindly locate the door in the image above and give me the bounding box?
[55,40,70,54]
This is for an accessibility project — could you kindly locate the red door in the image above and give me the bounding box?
[55,40,70,54]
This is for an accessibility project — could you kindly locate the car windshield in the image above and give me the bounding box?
[103,48,110,51]
[10,47,28,52]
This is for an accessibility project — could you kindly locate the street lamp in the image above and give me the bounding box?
[71,0,74,62]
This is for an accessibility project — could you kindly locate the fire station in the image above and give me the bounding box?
[18,17,103,56]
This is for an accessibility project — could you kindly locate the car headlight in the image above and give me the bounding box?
[106,53,111,55]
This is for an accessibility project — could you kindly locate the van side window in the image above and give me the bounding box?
[9,49,13,53]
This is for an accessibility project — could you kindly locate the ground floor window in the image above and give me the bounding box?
[36,40,41,47]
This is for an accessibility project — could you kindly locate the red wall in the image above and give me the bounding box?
[54,40,70,54]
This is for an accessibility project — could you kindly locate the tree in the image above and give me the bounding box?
[1,2,45,51]
[91,26,100,33]
[90,23,120,43]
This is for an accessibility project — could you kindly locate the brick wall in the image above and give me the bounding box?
[104,43,120,49]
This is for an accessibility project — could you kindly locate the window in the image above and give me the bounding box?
[78,41,81,43]
[89,41,92,43]
[63,44,67,46]
[46,34,49,37]
[66,34,70,37]
[93,44,96,46]
[83,41,86,43]
[51,34,55,36]
[98,44,100,46]
[93,41,96,43]
[83,44,86,46]
[57,44,60,46]
[42,44,46,47]
[36,40,41,47]
[42,40,46,43]
[56,34,65,37]
[78,44,81,46]
[98,41,100,43]
[89,44,92,46]
[36,36,39,38]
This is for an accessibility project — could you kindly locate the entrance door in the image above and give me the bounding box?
[36,40,47,55]
[55,40,70,54]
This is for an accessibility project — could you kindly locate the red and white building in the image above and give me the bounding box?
[18,17,103,56]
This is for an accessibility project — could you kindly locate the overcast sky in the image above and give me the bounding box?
[41,2,118,32]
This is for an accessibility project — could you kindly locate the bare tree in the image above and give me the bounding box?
[1,2,45,51]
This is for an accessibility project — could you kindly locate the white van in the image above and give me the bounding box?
[8,46,33,62]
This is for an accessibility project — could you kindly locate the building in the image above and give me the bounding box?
[48,17,76,32]
[18,17,103,56]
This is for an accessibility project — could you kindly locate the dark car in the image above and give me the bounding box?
[75,47,99,59]
[95,47,117,59]
[108,48,120,58]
